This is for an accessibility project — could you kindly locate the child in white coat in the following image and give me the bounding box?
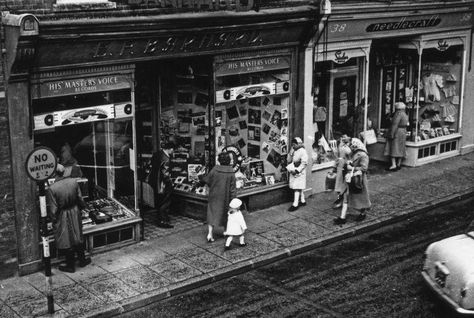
[224,198,247,251]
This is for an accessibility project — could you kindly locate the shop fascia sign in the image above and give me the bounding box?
[92,30,263,59]
[34,103,134,131]
[366,15,441,32]
[35,74,132,99]
[124,0,255,11]
[216,56,290,76]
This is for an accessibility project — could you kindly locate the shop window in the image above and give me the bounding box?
[158,58,212,195]
[417,47,462,142]
[214,55,292,191]
[32,87,137,231]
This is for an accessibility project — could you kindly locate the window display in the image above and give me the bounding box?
[158,58,212,195]
[214,56,292,191]
[32,87,137,228]
[417,46,461,141]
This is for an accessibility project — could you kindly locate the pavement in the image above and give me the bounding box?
[1,152,474,318]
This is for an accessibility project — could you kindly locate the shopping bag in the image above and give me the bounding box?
[360,129,377,145]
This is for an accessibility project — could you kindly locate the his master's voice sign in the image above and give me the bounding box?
[25,147,57,182]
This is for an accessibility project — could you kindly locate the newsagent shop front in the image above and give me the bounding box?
[2,8,315,274]
[310,4,473,178]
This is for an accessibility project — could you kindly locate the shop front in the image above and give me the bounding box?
[310,1,473,186]
[2,6,316,274]
[135,49,298,219]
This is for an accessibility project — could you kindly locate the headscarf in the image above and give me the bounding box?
[395,102,406,110]
[350,137,367,153]
[292,137,305,151]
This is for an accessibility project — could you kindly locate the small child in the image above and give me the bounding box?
[223,198,247,251]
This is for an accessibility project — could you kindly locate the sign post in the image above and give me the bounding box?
[25,147,57,314]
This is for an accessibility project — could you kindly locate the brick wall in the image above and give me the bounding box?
[0,63,17,278]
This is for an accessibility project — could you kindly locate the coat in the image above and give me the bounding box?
[224,210,247,236]
[384,110,408,158]
[148,150,172,194]
[200,165,237,228]
[47,177,86,250]
[288,146,308,190]
[347,150,371,210]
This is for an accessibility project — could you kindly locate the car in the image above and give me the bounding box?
[422,230,474,315]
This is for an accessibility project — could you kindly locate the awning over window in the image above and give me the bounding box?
[315,40,372,63]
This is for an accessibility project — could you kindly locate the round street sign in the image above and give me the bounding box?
[25,147,58,182]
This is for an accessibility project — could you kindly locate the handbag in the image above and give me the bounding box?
[325,171,336,191]
[360,129,377,145]
[346,167,363,193]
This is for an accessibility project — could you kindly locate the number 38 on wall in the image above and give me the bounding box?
[329,23,347,33]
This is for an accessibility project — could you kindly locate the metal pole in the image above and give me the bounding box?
[363,49,370,144]
[38,181,54,314]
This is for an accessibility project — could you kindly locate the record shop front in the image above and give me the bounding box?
[310,0,473,187]
[2,6,316,274]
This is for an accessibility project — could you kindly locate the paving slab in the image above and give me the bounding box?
[85,276,140,302]
[114,266,170,293]
[53,283,105,316]
[150,258,203,283]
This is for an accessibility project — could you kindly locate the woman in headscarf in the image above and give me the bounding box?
[384,102,409,171]
[334,138,371,225]
[287,137,309,211]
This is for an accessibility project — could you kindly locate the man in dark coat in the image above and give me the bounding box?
[149,143,175,228]
[47,164,90,273]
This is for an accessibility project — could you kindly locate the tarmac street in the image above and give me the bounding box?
[0,152,474,317]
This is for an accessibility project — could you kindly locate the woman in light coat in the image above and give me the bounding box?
[334,138,371,225]
[384,102,409,171]
[287,137,308,211]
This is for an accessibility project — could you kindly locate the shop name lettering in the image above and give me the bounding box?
[227,57,281,71]
[366,15,441,32]
[47,77,119,92]
[93,31,263,58]
[124,0,254,11]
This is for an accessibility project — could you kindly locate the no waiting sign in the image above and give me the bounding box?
[25,147,58,182]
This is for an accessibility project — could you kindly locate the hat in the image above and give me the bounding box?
[229,198,242,209]
[395,102,406,110]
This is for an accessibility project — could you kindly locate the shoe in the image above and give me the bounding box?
[157,222,174,229]
[58,264,75,273]
[396,166,402,170]
[207,235,215,243]
[78,258,91,268]
[224,245,231,251]
[239,243,247,247]
[299,202,307,207]
[355,214,366,222]
[288,205,298,212]
[333,217,347,225]
[385,166,397,171]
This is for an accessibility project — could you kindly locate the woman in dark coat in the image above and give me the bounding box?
[384,102,409,171]
[334,138,371,225]
[199,152,237,242]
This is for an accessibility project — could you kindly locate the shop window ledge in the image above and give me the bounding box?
[83,216,142,235]
[312,161,335,172]
[406,133,461,147]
